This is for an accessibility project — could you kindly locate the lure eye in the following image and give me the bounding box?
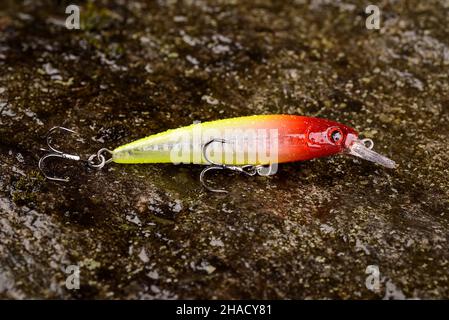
[328,127,344,145]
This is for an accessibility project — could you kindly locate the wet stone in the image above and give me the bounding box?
[0,0,448,299]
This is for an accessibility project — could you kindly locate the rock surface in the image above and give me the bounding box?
[0,0,448,299]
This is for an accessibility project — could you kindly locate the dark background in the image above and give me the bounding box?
[0,0,448,299]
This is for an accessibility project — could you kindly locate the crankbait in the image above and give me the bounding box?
[39,115,396,192]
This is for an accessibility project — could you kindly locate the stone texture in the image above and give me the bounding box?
[0,0,448,299]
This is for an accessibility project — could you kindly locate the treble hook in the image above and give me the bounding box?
[38,126,113,182]
[199,138,275,193]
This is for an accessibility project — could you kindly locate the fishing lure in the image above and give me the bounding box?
[39,115,396,192]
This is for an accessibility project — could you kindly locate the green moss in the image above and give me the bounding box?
[80,1,122,32]
[11,171,45,206]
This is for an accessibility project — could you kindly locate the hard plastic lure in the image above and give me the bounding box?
[39,115,396,192]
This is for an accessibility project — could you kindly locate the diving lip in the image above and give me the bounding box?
[347,140,397,169]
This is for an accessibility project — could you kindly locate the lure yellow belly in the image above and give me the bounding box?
[112,115,303,165]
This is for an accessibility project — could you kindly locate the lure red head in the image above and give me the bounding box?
[303,117,359,159]
[246,115,396,168]
[273,115,396,168]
